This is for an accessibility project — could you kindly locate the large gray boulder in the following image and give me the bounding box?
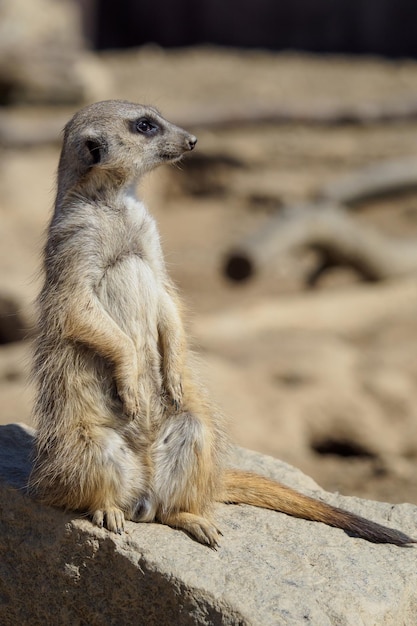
[0,423,416,625]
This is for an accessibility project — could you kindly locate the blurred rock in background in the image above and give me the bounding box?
[0,0,110,105]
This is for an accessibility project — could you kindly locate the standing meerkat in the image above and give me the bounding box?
[30,100,414,547]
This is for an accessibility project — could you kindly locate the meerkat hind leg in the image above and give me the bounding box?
[87,429,144,534]
[153,412,221,547]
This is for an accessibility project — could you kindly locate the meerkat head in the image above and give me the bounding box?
[58,100,197,194]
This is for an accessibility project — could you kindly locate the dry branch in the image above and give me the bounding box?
[224,202,417,282]
[224,158,417,283]
[320,158,417,205]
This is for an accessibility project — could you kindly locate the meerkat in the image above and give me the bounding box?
[29,100,415,548]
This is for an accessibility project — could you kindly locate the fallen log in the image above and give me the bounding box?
[224,158,417,283]
[320,158,417,205]
[224,202,417,282]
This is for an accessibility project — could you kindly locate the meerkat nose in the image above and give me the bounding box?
[186,135,197,150]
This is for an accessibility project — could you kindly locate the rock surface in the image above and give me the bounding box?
[1,423,416,626]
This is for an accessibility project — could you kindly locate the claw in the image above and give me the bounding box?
[165,376,183,411]
[92,510,104,528]
[92,508,125,534]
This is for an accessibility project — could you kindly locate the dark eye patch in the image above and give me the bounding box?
[135,117,159,135]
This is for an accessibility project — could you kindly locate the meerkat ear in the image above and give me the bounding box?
[83,135,108,166]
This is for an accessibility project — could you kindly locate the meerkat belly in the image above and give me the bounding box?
[98,254,163,391]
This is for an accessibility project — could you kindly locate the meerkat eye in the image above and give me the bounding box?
[135,118,158,135]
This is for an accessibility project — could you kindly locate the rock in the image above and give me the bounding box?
[1,423,416,625]
[0,0,110,105]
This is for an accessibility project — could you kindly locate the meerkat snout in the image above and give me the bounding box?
[186,135,197,151]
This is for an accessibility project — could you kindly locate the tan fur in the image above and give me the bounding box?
[29,100,414,547]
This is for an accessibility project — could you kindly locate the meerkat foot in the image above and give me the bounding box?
[92,507,125,534]
[160,512,222,549]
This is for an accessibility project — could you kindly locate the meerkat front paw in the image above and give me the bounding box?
[113,345,141,419]
[92,507,125,534]
[119,387,140,420]
[165,374,183,411]
[117,383,141,420]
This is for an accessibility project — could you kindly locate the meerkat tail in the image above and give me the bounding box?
[220,470,416,546]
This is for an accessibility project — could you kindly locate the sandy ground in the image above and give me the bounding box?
[2,47,417,504]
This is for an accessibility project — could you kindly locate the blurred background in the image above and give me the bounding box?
[2,0,417,504]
